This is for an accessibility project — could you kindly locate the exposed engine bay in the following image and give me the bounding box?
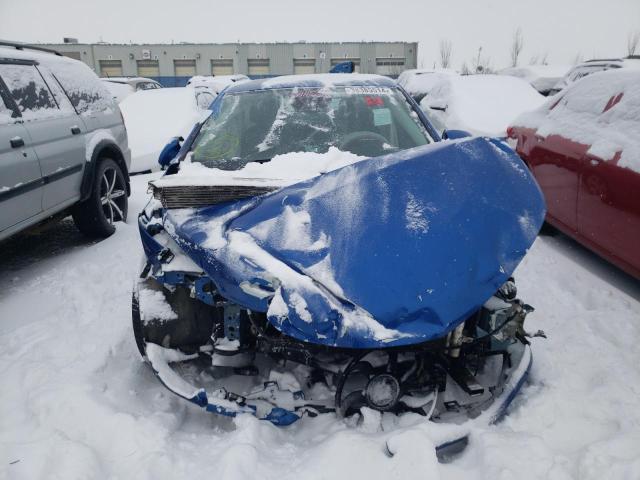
[133,254,540,427]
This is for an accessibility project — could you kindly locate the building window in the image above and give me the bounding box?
[330,58,360,73]
[375,57,406,76]
[62,51,81,61]
[293,58,315,75]
[211,59,234,76]
[174,59,196,77]
[137,60,159,77]
[99,60,123,77]
[247,58,270,76]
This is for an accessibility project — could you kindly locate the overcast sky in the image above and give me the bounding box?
[2,0,639,69]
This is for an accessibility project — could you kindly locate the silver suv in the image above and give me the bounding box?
[0,42,131,241]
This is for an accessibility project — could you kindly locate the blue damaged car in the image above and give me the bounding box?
[133,74,546,455]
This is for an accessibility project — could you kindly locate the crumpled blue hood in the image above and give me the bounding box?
[164,137,545,348]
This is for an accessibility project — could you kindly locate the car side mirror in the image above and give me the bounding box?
[442,129,472,140]
[158,136,184,167]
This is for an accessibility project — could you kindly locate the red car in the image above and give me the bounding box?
[508,70,640,279]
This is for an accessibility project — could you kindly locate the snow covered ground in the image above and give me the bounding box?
[1,171,640,479]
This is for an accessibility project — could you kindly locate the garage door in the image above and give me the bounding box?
[248,59,270,76]
[137,60,160,77]
[294,58,315,74]
[99,60,123,77]
[212,59,234,76]
[174,59,196,77]
[330,58,360,73]
[376,58,405,76]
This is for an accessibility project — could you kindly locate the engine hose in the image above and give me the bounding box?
[425,388,439,421]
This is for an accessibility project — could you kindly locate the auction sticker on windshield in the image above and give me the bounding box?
[344,86,393,95]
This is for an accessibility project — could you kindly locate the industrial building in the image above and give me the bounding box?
[39,41,418,86]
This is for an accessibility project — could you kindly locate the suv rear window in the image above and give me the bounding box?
[0,64,59,120]
[49,60,114,114]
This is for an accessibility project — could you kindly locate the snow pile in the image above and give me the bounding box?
[420,74,545,137]
[154,147,366,188]
[499,65,572,94]
[120,88,210,173]
[512,69,640,173]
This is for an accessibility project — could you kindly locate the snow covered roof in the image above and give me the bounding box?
[421,74,545,137]
[398,69,458,96]
[0,45,78,68]
[499,65,572,93]
[512,69,640,174]
[225,73,397,94]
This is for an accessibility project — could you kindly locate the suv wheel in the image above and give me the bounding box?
[73,158,128,238]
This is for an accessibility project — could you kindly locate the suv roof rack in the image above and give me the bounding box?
[0,41,63,57]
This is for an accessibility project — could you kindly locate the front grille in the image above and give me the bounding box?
[153,184,278,209]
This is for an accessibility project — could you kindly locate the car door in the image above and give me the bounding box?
[0,62,86,211]
[0,65,44,233]
[525,98,585,232]
[528,134,584,232]
[577,93,640,275]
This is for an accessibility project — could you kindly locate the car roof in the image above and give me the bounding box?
[0,45,70,64]
[225,73,398,94]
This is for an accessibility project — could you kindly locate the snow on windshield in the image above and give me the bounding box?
[512,70,640,173]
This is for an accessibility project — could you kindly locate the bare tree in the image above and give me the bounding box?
[439,39,453,69]
[529,53,539,65]
[573,52,584,65]
[469,47,493,74]
[628,31,640,56]
[540,52,549,65]
[510,27,524,67]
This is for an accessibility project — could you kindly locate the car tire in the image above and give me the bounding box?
[72,158,128,238]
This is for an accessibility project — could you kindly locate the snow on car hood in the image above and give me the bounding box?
[161,137,545,348]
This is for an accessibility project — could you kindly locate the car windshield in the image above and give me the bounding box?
[191,86,431,170]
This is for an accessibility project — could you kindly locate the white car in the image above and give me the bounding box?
[101,77,162,103]
[119,87,212,173]
[420,74,545,138]
[397,68,457,103]
[548,57,640,95]
[498,65,571,96]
